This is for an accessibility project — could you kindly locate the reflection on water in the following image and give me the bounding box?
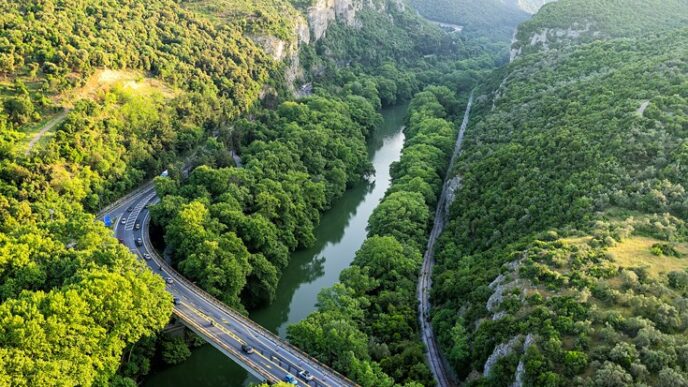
[143,103,408,387]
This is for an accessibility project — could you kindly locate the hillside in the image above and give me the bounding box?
[408,0,530,43]
[512,0,688,58]
[431,0,688,385]
[0,0,463,385]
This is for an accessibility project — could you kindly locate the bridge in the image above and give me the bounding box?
[103,183,356,386]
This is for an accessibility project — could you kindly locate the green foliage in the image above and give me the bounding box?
[152,95,379,308]
[316,8,454,67]
[289,86,467,386]
[160,336,192,366]
[0,200,172,385]
[431,1,688,384]
[514,0,688,55]
[409,0,530,43]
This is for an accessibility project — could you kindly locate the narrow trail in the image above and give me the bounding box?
[25,110,69,155]
[418,91,474,387]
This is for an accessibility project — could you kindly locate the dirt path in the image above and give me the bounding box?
[24,110,69,155]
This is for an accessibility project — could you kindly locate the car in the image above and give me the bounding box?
[135,223,141,230]
[120,217,127,225]
[298,370,314,381]
[283,374,298,385]
[241,344,254,354]
[127,206,133,212]
[143,253,151,260]
[165,277,173,284]
[118,239,124,244]
[173,297,180,305]
[135,238,143,246]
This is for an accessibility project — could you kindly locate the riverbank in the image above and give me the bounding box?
[142,103,409,387]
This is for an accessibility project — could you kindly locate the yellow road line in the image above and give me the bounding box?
[175,308,274,382]
[182,302,245,343]
[182,302,331,387]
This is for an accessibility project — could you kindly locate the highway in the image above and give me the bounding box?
[418,92,474,387]
[104,184,356,387]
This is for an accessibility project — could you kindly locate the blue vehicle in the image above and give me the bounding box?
[103,214,113,227]
[283,373,298,385]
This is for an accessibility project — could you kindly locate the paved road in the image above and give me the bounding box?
[418,92,474,387]
[105,185,356,387]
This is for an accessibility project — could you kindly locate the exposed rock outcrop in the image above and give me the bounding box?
[306,0,402,41]
[483,336,523,377]
[307,0,364,41]
[516,0,558,14]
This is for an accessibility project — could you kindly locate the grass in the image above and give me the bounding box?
[16,69,177,154]
[57,69,176,107]
[608,236,688,277]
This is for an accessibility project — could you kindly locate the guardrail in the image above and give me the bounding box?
[141,210,357,386]
[174,307,274,383]
[97,181,155,218]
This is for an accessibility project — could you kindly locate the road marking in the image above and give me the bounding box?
[175,309,274,381]
[125,192,155,231]
[129,197,354,386]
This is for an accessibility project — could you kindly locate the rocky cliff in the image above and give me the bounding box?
[306,0,400,41]
[513,0,557,14]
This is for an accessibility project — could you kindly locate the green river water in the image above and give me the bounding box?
[143,103,408,386]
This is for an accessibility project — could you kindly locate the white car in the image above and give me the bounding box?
[298,370,314,381]
[120,217,126,225]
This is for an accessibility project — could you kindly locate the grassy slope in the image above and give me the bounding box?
[432,0,688,384]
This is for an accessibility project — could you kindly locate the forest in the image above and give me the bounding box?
[5,0,688,386]
[287,85,462,387]
[0,0,297,384]
[0,0,483,384]
[150,94,379,309]
[408,0,529,44]
[431,0,688,385]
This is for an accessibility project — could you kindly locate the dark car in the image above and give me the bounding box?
[135,238,143,246]
[127,206,133,212]
[241,344,254,354]
[173,297,180,305]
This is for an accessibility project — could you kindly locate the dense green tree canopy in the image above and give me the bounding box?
[431,1,688,384]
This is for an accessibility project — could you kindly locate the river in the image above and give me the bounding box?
[143,103,408,386]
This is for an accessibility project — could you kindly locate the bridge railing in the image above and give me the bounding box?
[142,212,357,386]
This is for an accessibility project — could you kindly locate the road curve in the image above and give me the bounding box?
[418,92,474,387]
[105,185,357,387]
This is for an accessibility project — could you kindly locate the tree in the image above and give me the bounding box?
[368,192,430,250]
[4,96,36,125]
[353,236,420,285]
[594,362,633,387]
[160,336,191,365]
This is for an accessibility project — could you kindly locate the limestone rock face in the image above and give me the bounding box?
[306,0,400,41]
[307,0,365,41]
[515,0,557,14]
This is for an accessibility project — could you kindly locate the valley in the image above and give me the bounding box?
[1,1,687,387]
